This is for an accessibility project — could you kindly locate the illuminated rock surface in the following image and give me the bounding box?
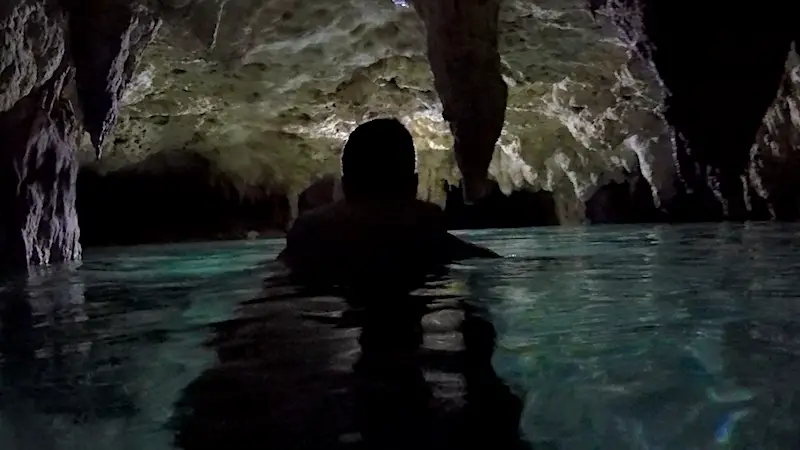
[2,0,800,262]
[85,0,674,224]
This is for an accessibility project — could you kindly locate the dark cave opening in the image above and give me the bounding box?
[443,181,559,230]
[76,152,291,247]
[585,174,667,224]
[638,0,798,219]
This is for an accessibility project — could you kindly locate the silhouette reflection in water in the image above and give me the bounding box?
[173,117,518,447]
[172,267,526,450]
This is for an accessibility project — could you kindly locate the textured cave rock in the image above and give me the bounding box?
[65,0,162,154]
[89,0,678,226]
[0,65,81,270]
[0,0,161,270]
[747,51,800,220]
[410,0,508,203]
[0,1,77,271]
[61,0,799,229]
[77,151,291,246]
[596,0,800,220]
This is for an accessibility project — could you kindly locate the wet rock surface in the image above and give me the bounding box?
[410,0,507,203]
[594,0,800,220]
[0,65,81,270]
[3,0,800,263]
[85,0,683,225]
[747,51,800,221]
[0,0,161,270]
[584,171,665,224]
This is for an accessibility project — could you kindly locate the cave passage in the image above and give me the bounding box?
[443,181,559,230]
[77,152,291,247]
[585,175,667,225]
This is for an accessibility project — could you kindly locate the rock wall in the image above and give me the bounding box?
[595,0,800,220]
[748,48,800,220]
[4,0,800,262]
[410,0,507,203]
[86,0,686,226]
[0,62,80,270]
[0,0,160,271]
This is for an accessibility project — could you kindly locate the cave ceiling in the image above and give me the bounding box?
[81,0,676,223]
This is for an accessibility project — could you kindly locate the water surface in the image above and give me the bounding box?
[1,224,799,449]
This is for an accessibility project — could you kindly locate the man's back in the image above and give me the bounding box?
[278,117,498,289]
[280,199,497,288]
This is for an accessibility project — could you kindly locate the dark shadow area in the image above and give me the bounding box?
[444,181,559,229]
[585,174,667,224]
[298,175,339,217]
[612,0,798,219]
[171,270,527,450]
[77,151,291,247]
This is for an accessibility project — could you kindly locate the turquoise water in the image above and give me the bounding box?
[1,224,799,449]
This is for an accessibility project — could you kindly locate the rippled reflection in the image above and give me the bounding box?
[172,261,525,449]
[0,224,799,449]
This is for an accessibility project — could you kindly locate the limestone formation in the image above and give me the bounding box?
[595,0,800,220]
[748,48,800,220]
[0,0,160,270]
[4,0,800,261]
[67,0,162,155]
[410,0,507,204]
[85,0,676,224]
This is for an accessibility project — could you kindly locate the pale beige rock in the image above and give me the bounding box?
[85,0,675,223]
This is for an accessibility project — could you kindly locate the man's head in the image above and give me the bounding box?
[341,118,418,201]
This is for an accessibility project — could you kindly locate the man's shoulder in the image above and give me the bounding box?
[300,200,345,219]
[299,199,442,220]
[405,199,446,227]
[411,199,445,215]
[281,202,344,265]
[289,198,445,239]
[291,201,346,229]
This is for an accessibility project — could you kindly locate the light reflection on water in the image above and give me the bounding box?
[0,223,799,449]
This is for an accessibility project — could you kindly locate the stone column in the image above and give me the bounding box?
[0,0,160,271]
[0,2,78,271]
[410,0,508,204]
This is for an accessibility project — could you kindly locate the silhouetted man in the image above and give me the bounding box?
[278,118,498,290]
